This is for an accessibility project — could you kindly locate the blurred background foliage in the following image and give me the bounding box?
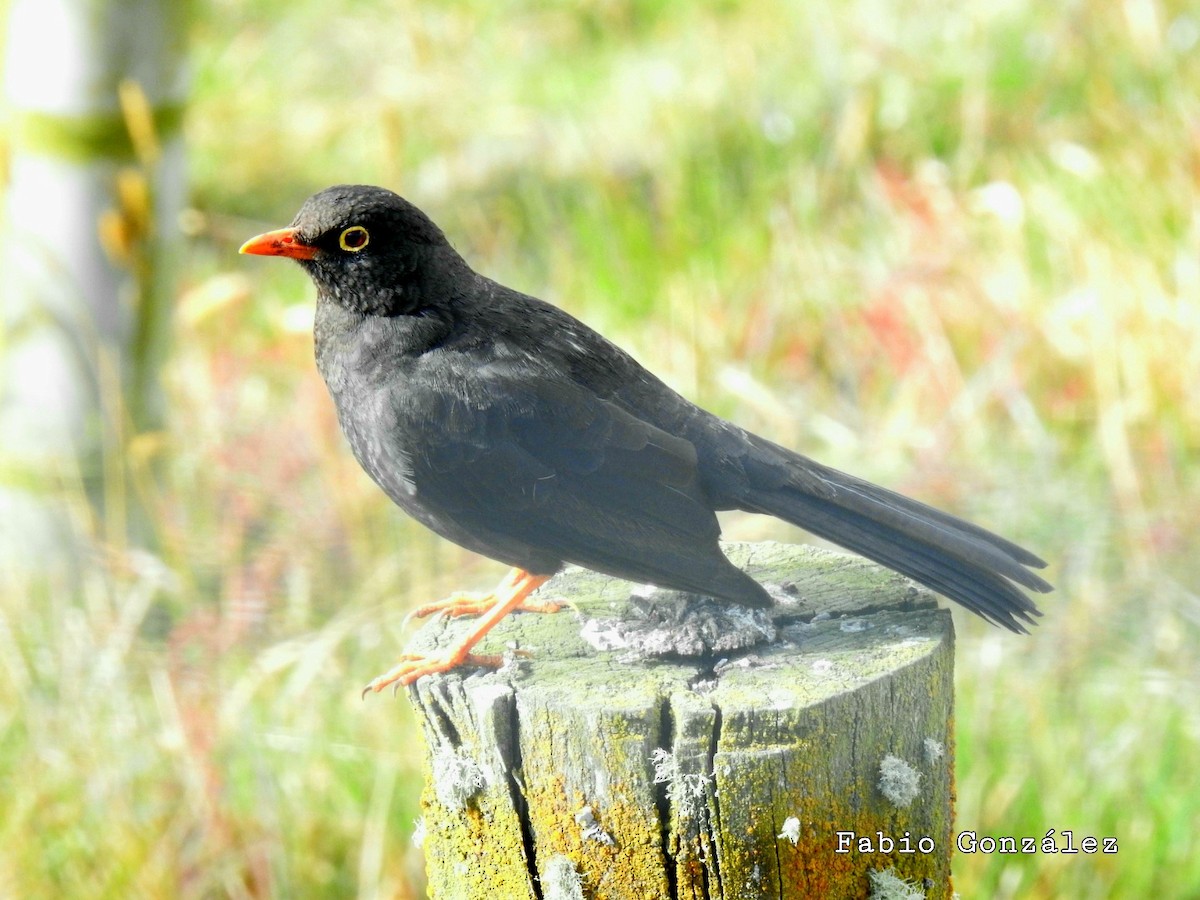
[2,0,1199,897]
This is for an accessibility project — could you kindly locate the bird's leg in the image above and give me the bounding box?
[402,567,563,626]
[364,569,553,694]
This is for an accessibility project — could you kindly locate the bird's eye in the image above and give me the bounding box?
[339,225,370,252]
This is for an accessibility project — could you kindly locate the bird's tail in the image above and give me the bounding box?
[738,446,1051,632]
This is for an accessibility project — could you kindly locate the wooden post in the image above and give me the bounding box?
[406,542,955,900]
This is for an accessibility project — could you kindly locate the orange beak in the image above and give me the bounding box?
[239,227,319,260]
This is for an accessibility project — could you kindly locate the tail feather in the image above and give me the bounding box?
[741,465,1050,632]
[820,469,1050,572]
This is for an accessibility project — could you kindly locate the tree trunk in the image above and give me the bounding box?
[1,0,187,563]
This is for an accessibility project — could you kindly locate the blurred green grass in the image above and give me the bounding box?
[3,0,1200,897]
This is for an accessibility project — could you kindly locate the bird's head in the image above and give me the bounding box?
[240,184,465,316]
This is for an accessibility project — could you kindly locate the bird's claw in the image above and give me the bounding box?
[360,651,509,697]
[400,607,447,630]
[402,591,493,627]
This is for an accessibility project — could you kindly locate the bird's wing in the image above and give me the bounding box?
[388,365,767,602]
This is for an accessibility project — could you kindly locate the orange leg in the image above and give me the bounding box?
[363,568,553,694]
[402,568,562,626]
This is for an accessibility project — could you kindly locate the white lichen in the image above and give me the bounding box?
[651,748,677,784]
[651,747,711,816]
[431,747,487,812]
[878,754,922,809]
[868,866,925,899]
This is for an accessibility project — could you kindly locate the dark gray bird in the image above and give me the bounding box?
[241,184,1050,692]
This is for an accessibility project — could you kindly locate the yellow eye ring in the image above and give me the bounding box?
[339,225,370,252]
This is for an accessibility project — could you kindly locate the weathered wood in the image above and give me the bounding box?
[406,542,955,900]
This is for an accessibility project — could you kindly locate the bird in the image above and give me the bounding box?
[240,184,1050,693]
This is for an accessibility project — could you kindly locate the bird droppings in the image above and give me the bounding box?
[878,754,922,809]
[868,866,926,899]
[431,747,487,812]
[777,816,801,845]
[411,816,427,850]
[542,854,585,900]
[811,658,834,674]
[923,738,945,763]
[574,805,615,846]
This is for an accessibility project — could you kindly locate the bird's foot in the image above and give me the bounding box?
[362,651,510,696]
[363,569,552,697]
[402,591,563,628]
